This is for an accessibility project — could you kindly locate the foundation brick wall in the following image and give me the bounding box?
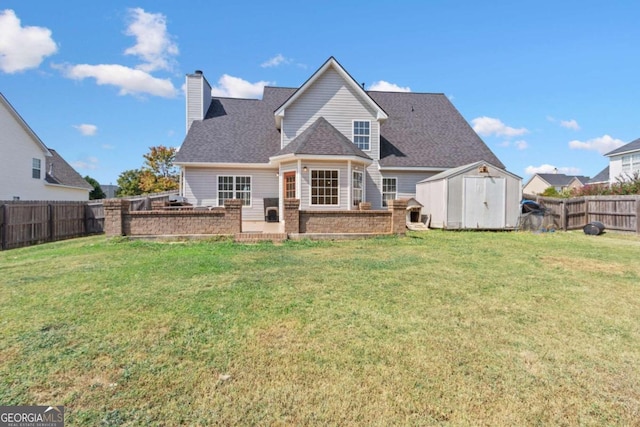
[299,210,391,233]
[284,198,407,235]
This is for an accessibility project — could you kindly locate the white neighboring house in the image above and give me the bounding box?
[605,138,640,183]
[0,93,92,201]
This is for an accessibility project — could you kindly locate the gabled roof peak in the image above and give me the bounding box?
[274,57,388,128]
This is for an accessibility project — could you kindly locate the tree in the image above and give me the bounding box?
[84,175,106,199]
[139,145,179,193]
[116,169,145,196]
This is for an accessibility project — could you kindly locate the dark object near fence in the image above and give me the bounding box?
[264,198,279,222]
[583,221,605,236]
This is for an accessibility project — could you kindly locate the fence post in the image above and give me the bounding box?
[48,204,55,243]
[560,200,567,231]
[636,197,640,235]
[0,204,6,250]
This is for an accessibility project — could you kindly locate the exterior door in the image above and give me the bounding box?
[463,176,506,229]
[284,172,296,200]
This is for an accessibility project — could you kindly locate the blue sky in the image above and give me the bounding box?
[1,1,638,185]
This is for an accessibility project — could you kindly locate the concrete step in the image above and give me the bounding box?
[406,223,430,231]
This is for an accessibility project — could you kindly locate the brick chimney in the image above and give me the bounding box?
[185,70,212,133]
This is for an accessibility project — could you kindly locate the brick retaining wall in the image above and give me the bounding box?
[104,199,242,236]
[300,210,391,233]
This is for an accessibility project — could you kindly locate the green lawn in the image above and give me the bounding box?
[1,231,639,426]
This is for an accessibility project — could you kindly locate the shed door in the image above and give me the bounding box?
[463,176,506,229]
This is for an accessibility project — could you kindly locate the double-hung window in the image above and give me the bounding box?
[353,121,370,151]
[622,153,640,174]
[218,176,251,206]
[382,177,397,207]
[311,170,339,205]
[352,170,363,206]
[32,158,41,179]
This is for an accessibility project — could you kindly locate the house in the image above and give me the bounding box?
[605,138,640,183]
[523,172,589,195]
[0,92,91,201]
[416,161,521,229]
[175,57,504,228]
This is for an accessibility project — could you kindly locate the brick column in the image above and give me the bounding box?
[388,199,408,235]
[224,199,243,233]
[104,199,129,236]
[284,199,300,234]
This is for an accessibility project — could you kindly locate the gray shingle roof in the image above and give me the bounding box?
[175,87,293,164]
[275,117,371,160]
[369,91,504,169]
[45,149,92,190]
[537,173,589,187]
[177,86,504,170]
[605,137,640,156]
[588,166,609,184]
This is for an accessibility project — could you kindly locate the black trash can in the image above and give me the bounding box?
[583,221,605,236]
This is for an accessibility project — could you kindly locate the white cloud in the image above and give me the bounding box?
[560,119,580,131]
[568,134,624,154]
[61,63,178,98]
[499,140,529,150]
[124,8,178,72]
[102,144,115,150]
[472,116,528,138]
[525,164,581,176]
[368,80,411,92]
[73,124,97,136]
[71,156,99,170]
[261,54,290,68]
[514,140,529,150]
[0,9,58,73]
[210,74,273,99]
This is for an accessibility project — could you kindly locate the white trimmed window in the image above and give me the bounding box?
[32,158,41,179]
[382,177,397,207]
[621,154,640,174]
[311,170,339,205]
[353,121,370,151]
[352,170,363,206]
[218,176,251,206]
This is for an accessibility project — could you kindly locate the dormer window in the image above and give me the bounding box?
[353,121,370,151]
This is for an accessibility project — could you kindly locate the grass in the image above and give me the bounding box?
[1,231,639,426]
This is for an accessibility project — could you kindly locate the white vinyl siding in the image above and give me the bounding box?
[281,68,380,160]
[183,167,278,220]
[185,73,212,133]
[0,98,89,201]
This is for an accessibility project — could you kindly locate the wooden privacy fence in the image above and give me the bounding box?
[534,195,640,233]
[0,201,104,250]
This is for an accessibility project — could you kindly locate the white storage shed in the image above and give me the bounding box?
[416,161,521,230]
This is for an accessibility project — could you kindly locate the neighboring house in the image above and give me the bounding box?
[175,57,504,224]
[587,166,609,185]
[0,92,91,201]
[523,173,589,195]
[605,138,640,183]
